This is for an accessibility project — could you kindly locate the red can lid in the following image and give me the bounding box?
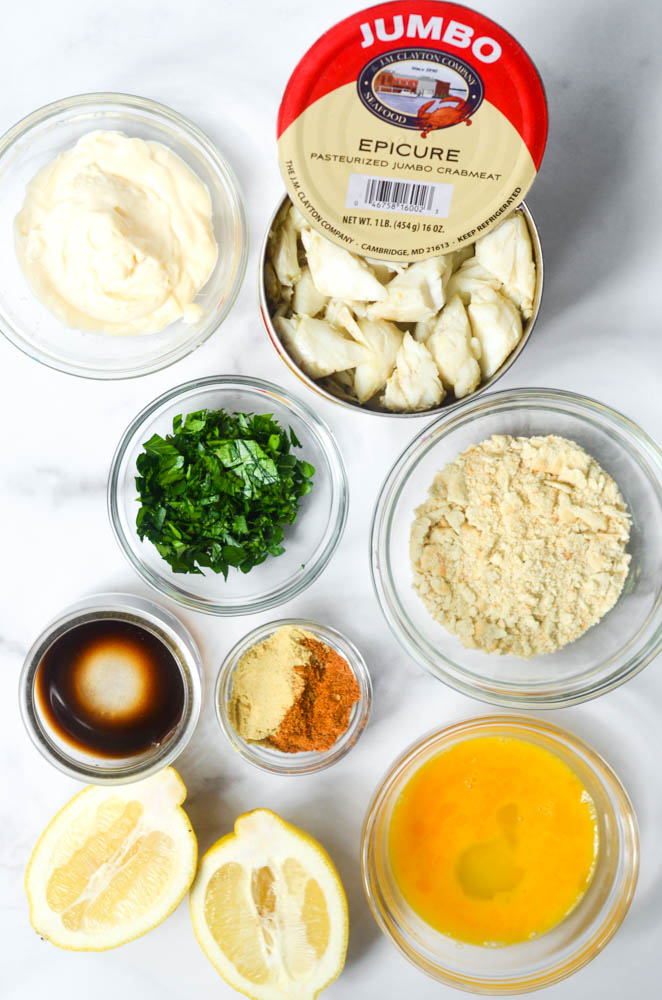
[277,1,547,260]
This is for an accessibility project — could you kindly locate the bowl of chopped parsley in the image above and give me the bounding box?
[108,376,348,614]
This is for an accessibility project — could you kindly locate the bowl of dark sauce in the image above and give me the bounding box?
[20,593,203,783]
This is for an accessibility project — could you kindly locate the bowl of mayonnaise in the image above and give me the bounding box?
[0,92,247,378]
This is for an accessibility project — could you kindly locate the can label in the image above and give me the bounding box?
[278,1,547,260]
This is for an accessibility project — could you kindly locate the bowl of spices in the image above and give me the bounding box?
[19,592,203,783]
[216,619,371,774]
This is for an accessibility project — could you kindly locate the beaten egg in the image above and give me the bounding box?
[388,736,598,946]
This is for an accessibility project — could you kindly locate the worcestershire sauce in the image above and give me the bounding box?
[35,619,185,758]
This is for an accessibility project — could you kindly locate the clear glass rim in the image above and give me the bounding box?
[258,193,544,418]
[0,91,248,380]
[107,376,349,615]
[370,386,662,708]
[18,591,203,784]
[214,617,372,774]
[361,714,640,995]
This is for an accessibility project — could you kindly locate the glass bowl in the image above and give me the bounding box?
[0,92,247,378]
[19,592,203,784]
[371,388,662,707]
[215,618,372,774]
[259,194,543,418]
[108,376,348,615]
[362,716,639,995]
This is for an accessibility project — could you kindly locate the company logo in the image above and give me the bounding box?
[357,48,484,136]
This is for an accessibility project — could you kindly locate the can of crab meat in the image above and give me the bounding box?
[260,1,547,417]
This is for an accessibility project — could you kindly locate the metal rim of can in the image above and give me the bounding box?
[259,193,544,419]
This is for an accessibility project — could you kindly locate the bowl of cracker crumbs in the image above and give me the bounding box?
[371,388,662,708]
[215,618,372,774]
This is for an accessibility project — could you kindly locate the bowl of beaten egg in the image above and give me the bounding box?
[0,93,247,378]
[362,716,638,994]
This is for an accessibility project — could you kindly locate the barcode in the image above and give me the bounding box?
[345,173,453,218]
[366,178,434,210]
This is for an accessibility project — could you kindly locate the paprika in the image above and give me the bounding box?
[269,636,360,753]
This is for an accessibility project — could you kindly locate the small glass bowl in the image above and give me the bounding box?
[371,387,662,707]
[18,592,203,784]
[259,194,543,418]
[0,92,247,378]
[108,377,348,615]
[215,618,372,774]
[362,716,639,995]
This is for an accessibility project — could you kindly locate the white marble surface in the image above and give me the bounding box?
[2,0,662,996]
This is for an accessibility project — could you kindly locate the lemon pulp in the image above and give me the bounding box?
[190,809,348,1000]
[202,858,330,985]
[389,736,598,945]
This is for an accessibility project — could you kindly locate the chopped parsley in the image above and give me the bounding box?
[135,409,315,576]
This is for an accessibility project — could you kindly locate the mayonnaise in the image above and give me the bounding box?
[15,130,218,335]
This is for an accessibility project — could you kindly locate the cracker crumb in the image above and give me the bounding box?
[410,435,631,657]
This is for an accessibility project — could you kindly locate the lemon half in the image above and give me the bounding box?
[25,767,197,950]
[190,809,348,1000]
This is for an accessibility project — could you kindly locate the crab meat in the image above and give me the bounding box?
[263,260,281,307]
[467,286,523,378]
[427,295,481,398]
[352,318,403,402]
[446,256,501,305]
[271,213,301,287]
[364,257,407,282]
[301,229,387,301]
[266,196,533,414]
[450,244,475,273]
[368,257,450,323]
[288,204,309,233]
[382,332,445,412]
[292,267,328,317]
[475,211,536,319]
[413,318,434,342]
[324,299,364,340]
[275,315,368,379]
